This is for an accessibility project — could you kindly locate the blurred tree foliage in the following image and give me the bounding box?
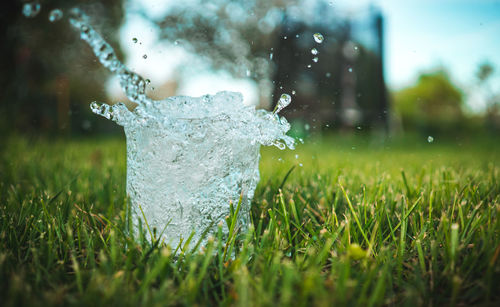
[155,0,298,108]
[0,0,124,136]
[393,69,464,134]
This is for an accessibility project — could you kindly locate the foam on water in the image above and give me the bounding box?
[69,8,294,245]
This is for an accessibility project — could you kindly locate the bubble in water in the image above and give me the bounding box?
[143,54,147,59]
[273,94,292,114]
[312,57,318,63]
[48,9,63,22]
[22,2,41,18]
[427,136,434,143]
[313,33,324,43]
[311,48,319,55]
[132,37,138,43]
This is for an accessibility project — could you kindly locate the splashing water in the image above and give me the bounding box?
[68,8,294,246]
[49,9,63,23]
[273,94,292,115]
[23,2,41,18]
[313,32,324,43]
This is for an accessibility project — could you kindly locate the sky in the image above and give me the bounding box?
[112,0,500,111]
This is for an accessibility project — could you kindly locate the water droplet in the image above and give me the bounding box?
[311,48,319,55]
[48,9,63,22]
[307,64,311,68]
[292,90,296,95]
[356,126,362,130]
[427,136,434,143]
[284,36,287,40]
[312,57,318,63]
[299,163,303,167]
[295,154,299,159]
[326,72,331,78]
[348,67,353,72]
[22,2,41,18]
[143,54,147,59]
[313,33,324,43]
[273,93,292,114]
[269,52,273,60]
[132,37,138,43]
[354,45,359,50]
[305,124,310,131]
[246,69,251,77]
[174,40,179,45]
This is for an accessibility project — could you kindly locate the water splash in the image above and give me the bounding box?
[69,8,295,246]
[273,94,292,115]
[22,2,41,18]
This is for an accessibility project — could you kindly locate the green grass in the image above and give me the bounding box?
[1,134,499,306]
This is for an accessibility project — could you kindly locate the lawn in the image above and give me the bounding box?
[1,134,499,306]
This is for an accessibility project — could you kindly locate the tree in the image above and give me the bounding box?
[394,69,464,134]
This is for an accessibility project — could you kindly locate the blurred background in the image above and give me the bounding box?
[1,0,499,140]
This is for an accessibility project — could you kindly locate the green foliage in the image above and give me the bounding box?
[1,136,499,306]
[394,69,464,134]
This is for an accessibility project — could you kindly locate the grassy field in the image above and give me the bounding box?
[1,134,499,306]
